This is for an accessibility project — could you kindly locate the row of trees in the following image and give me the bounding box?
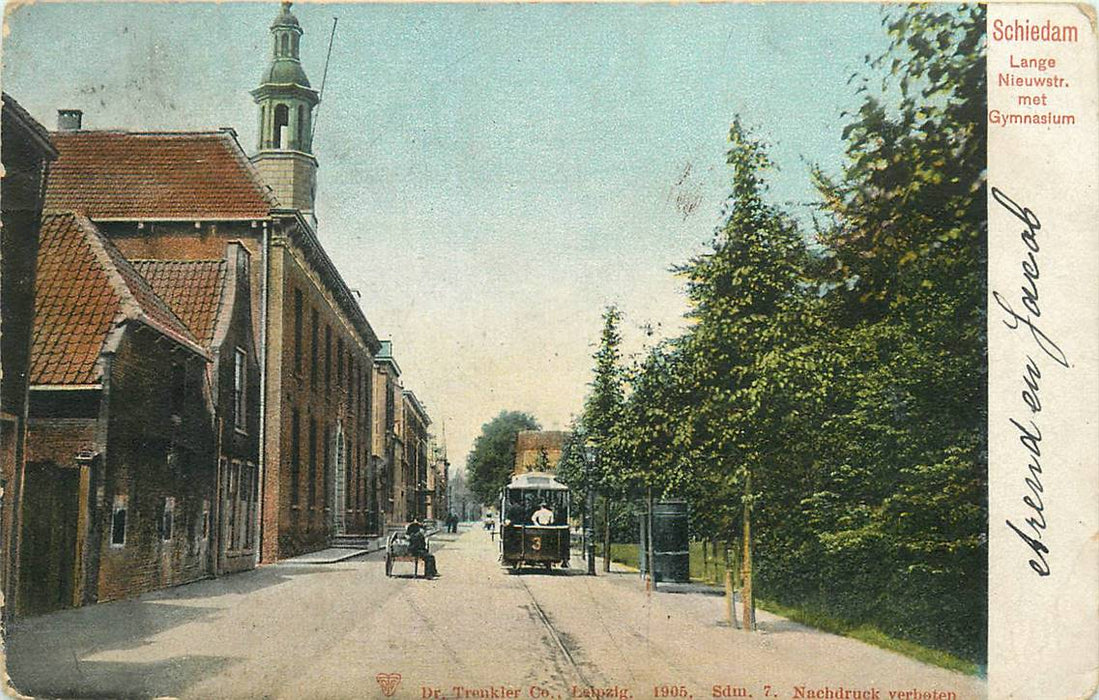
[558,5,987,662]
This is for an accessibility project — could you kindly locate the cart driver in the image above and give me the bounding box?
[405,519,438,578]
[532,502,555,526]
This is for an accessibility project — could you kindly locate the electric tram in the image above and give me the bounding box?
[499,471,571,571]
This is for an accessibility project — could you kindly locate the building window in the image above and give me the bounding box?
[308,418,318,506]
[234,348,247,432]
[160,496,175,541]
[170,363,186,417]
[245,464,257,548]
[346,436,354,511]
[367,369,375,428]
[297,105,305,147]
[310,309,319,388]
[202,499,210,540]
[337,338,344,385]
[228,463,239,548]
[325,326,332,393]
[290,410,301,506]
[293,289,303,374]
[111,495,128,547]
[323,424,331,509]
[274,104,289,149]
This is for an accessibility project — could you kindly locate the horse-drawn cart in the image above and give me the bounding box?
[384,530,426,578]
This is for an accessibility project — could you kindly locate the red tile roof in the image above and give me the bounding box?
[44,130,276,220]
[32,213,206,386]
[131,259,228,348]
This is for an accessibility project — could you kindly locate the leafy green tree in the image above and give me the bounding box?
[583,305,625,470]
[802,3,988,659]
[466,410,540,506]
[567,3,988,662]
[676,118,810,542]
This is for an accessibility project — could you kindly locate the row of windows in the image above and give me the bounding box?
[110,494,211,552]
[226,461,258,551]
[261,103,308,151]
[292,288,373,425]
[274,31,300,59]
[287,409,373,514]
[110,470,257,554]
[167,349,249,434]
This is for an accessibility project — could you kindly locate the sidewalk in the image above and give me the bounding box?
[285,526,453,565]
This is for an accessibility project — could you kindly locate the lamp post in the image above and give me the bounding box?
[583,444,598,576]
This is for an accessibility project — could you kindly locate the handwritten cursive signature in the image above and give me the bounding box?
[991,187,1070,577]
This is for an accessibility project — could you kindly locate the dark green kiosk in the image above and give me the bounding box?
[638,500,690,583]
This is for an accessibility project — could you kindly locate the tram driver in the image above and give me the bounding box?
[531,502,555,526]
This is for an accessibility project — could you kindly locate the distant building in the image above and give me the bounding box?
[371,340,402,529]
[0,93,57,621]
[401,390,431,522]
[514,430,569,475]
[427,442,449,521]
[24,213,216,613]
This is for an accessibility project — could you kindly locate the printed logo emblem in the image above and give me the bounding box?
[375,672,402,697]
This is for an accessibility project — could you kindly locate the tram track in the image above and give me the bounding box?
[515,575,596,690]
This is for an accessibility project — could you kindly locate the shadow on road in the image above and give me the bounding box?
[5,564,346,697]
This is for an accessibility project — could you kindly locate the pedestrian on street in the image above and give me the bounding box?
[406,519,438,578]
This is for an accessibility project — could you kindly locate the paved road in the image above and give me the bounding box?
[4,527,986,699]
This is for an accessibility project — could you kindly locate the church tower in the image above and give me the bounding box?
[251,1,320,225]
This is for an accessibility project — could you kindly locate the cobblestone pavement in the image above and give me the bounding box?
[4,527,986,699]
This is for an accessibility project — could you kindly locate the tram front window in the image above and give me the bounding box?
[504,490,566,525]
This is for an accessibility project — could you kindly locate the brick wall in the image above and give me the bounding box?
[270,239,374,558]
[94,325,216,602]
[215,244,262,574]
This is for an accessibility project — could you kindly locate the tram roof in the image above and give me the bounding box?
[507,471,568,491]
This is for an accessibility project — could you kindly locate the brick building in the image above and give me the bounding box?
[426,442,449,521]
[401,390,431,521]
[514,430,568,474]
[23,213,216,614]
[39,2,384,561]
[132,243,262,575]
[371,340,403,529]
[0,93,57,621]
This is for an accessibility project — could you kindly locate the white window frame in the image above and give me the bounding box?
[110,495,128,548]
[161,496,175,542]
[233,347,247,433]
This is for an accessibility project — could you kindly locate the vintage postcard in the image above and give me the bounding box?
[0,2,1094,699]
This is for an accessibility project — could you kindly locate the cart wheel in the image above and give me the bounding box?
[385,553,393,577]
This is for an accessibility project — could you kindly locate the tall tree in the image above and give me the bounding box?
[677,118,809,539]
[466,410,540,506]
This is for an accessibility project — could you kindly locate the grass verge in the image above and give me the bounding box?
[597,540,981,676]
[756,599,981,677]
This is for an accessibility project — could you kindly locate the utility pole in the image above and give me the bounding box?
[602,495,611,573]
[646,486,656,592]
[741,471,755,631]
[584,445,597,576]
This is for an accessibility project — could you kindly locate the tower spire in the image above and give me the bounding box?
[251,0,320,224]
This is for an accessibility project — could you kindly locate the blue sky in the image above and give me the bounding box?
[2,2,891,471]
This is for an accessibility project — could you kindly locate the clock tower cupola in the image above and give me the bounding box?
[251,1,320,225]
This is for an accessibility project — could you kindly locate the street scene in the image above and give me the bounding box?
[0,2,996,698]
[5,527,983,699]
